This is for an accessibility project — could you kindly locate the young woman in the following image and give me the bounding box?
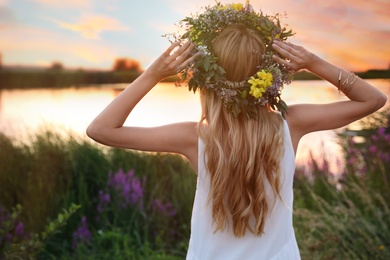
[87,3,386,259]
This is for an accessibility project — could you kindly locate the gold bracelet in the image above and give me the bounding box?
[342,73,358,94]
[337,70,357,95]
[337,69,343,93]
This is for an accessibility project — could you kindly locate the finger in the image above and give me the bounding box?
[163,41,181,57]
[272,41,297,59]
[170,41,192,59]
[170,43,195,71]
[272,54,297,70]
[180,52,200,69]
[272,55,289,67]
[176,43,195,63]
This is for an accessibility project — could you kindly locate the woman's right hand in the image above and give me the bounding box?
[145,41,197,81]
[271,40,386,152]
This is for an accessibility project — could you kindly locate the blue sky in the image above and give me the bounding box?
[1,0,389,71]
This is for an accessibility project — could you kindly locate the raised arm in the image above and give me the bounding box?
[86,42,199,163]
[272,40,387,148]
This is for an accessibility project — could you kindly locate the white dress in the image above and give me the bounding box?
[186,119,300,260]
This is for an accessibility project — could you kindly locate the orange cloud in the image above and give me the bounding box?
[54,14,130,40]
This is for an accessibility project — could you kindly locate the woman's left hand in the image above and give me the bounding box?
[146,41,197,81]
[272,40,315,73]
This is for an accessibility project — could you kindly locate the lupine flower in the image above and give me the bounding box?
[72,216,92,250]
[377,127,386,136]
[0,206,27,242]
[14,222,24,237]
[97,190,110,213]
[108,169,144,208]
[369,145,377,154]
[152,199,177,217]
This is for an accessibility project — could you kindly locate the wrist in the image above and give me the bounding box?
[305,53,322,72]
[138,69,162,85]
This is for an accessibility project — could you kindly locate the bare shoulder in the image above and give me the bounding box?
[173,121,199,147]
[157,121,198,171]
[284,104,312,152]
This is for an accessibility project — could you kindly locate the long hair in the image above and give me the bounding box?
[198,25,285,237]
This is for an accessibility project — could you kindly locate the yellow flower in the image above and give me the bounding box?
[249,85,265,98]
[248,70,273,99]
[218,4,229,10]
[248,78,265,98]
[219,3,243,11]
[379,245,385,251]
[256,70,273,86]
[231,3,243,11]
[268,34,280,41]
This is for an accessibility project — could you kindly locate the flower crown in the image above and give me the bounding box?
[166,1,294,118]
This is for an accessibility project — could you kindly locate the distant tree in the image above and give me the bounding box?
[0,52,2,70]
[48,62,64,71]
[112,58,141,72]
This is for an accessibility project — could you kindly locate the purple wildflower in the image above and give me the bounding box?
[152,199,177,217]
[369,145,377,154]
[72,216,92,250]
[108,169,144,208]
[377,127,386,136]
[14,222,24,237]
[97,190,110,213]
[0,206,27,242]
[347,157,356,165]
[379,152,390,162]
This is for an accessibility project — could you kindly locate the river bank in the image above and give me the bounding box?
[1,68,389,89]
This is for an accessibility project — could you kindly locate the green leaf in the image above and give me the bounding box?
[204,61,210,72]
[241,90,248,99]
[207,70,215,80]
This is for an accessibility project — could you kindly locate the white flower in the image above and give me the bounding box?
[197,45,211,56]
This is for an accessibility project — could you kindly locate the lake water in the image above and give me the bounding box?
[1,79,389,173]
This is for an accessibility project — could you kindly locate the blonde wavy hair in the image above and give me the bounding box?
[198,25,285,237]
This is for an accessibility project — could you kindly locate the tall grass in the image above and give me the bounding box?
[294,109,390,259]
[0,110,389,259]
[0,130,196,258]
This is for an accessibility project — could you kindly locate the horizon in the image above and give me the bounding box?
[1,0,389,72]
[2,62,389,74]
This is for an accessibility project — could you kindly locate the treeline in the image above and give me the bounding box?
[292,69,390,81]
[0,68,389,89]
[0,70,143,89]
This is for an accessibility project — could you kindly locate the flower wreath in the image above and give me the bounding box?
[166,1,294,118]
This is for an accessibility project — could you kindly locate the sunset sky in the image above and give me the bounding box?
[1,0,389,72]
